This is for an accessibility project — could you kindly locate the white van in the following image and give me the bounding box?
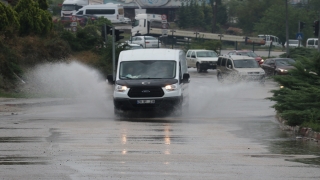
[306,38,318,49]
[74,3,124,23]
[258,34,282,47]
[107,49,190,116]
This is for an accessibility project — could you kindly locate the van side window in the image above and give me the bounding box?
[221,58,226,66]
[186,51,192,58]
[227,59,233,68]
[86,9,116,15]
[308,40,314,45]
[316,40,318,45]
[217,58,222,66]
[191,51,195,58]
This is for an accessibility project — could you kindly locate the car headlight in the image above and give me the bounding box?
[260,59,264,63]
[115,85,128,92]
[260,71,265,74]
[278,68,287,73]
[165,84,178,91]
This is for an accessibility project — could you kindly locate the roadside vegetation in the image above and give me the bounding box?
[268,48,320,131]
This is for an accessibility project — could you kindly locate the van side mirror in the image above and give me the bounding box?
[191,55,196,58]
[107,74,114,84]
[182,73,190,83]
[228,65,232,69]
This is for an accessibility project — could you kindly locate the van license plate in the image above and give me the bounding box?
[137,100,155,104]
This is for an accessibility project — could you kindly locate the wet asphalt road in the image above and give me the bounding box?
[1,68,320,180]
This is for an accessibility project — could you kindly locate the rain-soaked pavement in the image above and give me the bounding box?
[0,62,320,180]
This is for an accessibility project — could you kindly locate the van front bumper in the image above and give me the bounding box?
[114,96,182,111]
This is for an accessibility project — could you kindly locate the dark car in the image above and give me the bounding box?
[227,50,264,65]
[260,58,296,76]
[75,14,99,26]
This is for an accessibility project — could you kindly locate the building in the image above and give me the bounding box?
[103,0,208,22]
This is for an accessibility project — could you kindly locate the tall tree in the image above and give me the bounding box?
[0,2,20,32]
[37,0,49,10]
[14,0,53,36]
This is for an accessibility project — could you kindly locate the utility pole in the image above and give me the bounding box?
[212,1,217,33]
[285,0,289,57]
[318,13,320,52]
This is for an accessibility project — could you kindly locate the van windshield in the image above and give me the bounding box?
[119,60,176,79]
[196,51,218,57]
[233,59,260,68]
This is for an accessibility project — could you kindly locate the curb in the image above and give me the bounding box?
[276,114,320,143]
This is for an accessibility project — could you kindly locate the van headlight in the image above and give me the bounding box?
[115,85,128,92]
[165,84,178,91]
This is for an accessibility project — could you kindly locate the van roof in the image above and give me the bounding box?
[119,49,182,61]
[80,3,122,8]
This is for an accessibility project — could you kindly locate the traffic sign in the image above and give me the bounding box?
[161,14,167,20]
[71,15,77,22]
[296,32,303,40]
[70,22,78,27]
[72,26,77,32]
[162,29,168,36]
[162,23,168,29]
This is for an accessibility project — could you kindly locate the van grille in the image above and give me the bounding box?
[128,87,164,97]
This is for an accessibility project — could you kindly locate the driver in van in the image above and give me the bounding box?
[153,65,171,78]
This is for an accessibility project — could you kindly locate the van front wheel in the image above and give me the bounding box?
[217,73,223,82]
[196,64,202,73]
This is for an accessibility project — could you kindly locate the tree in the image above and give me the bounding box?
[254,4,314,45]
[267,52,320,127]
[37,0,49,10]
[0,2,20,33]
[14,0,53,36]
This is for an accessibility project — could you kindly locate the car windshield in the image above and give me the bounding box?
[62,5,76,11]
[196,51,218,58]
[145,36,157,40]
[289,40,298,44]
[119,60,176,79]
[235,52,258,57]
[275,59,295,66]
[130,46,143,50]
[233,59,260,68]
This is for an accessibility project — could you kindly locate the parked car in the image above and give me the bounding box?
[123,17,132,24]
[227,50,264,65]
[284,39,301,48]
[126,36,161,48]
[119,43,143,50]
[260,58,296,76]
[216,55,265,83]
[186,49,219,72]
[306,38,318,49]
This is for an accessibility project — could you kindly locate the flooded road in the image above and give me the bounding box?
[0,62,320,180]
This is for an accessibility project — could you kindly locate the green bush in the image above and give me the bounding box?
[268,49,320,127]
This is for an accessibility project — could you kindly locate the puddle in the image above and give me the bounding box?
[0,156,47,165]
[232,119,320,166]
[0,137,42,143]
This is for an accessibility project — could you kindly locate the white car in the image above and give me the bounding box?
[119,43,143,50]
[123,17,132,24]
[284,39,302,48]
[216,55,265,83]
[126,36,161,48]
[186,49,219,72]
